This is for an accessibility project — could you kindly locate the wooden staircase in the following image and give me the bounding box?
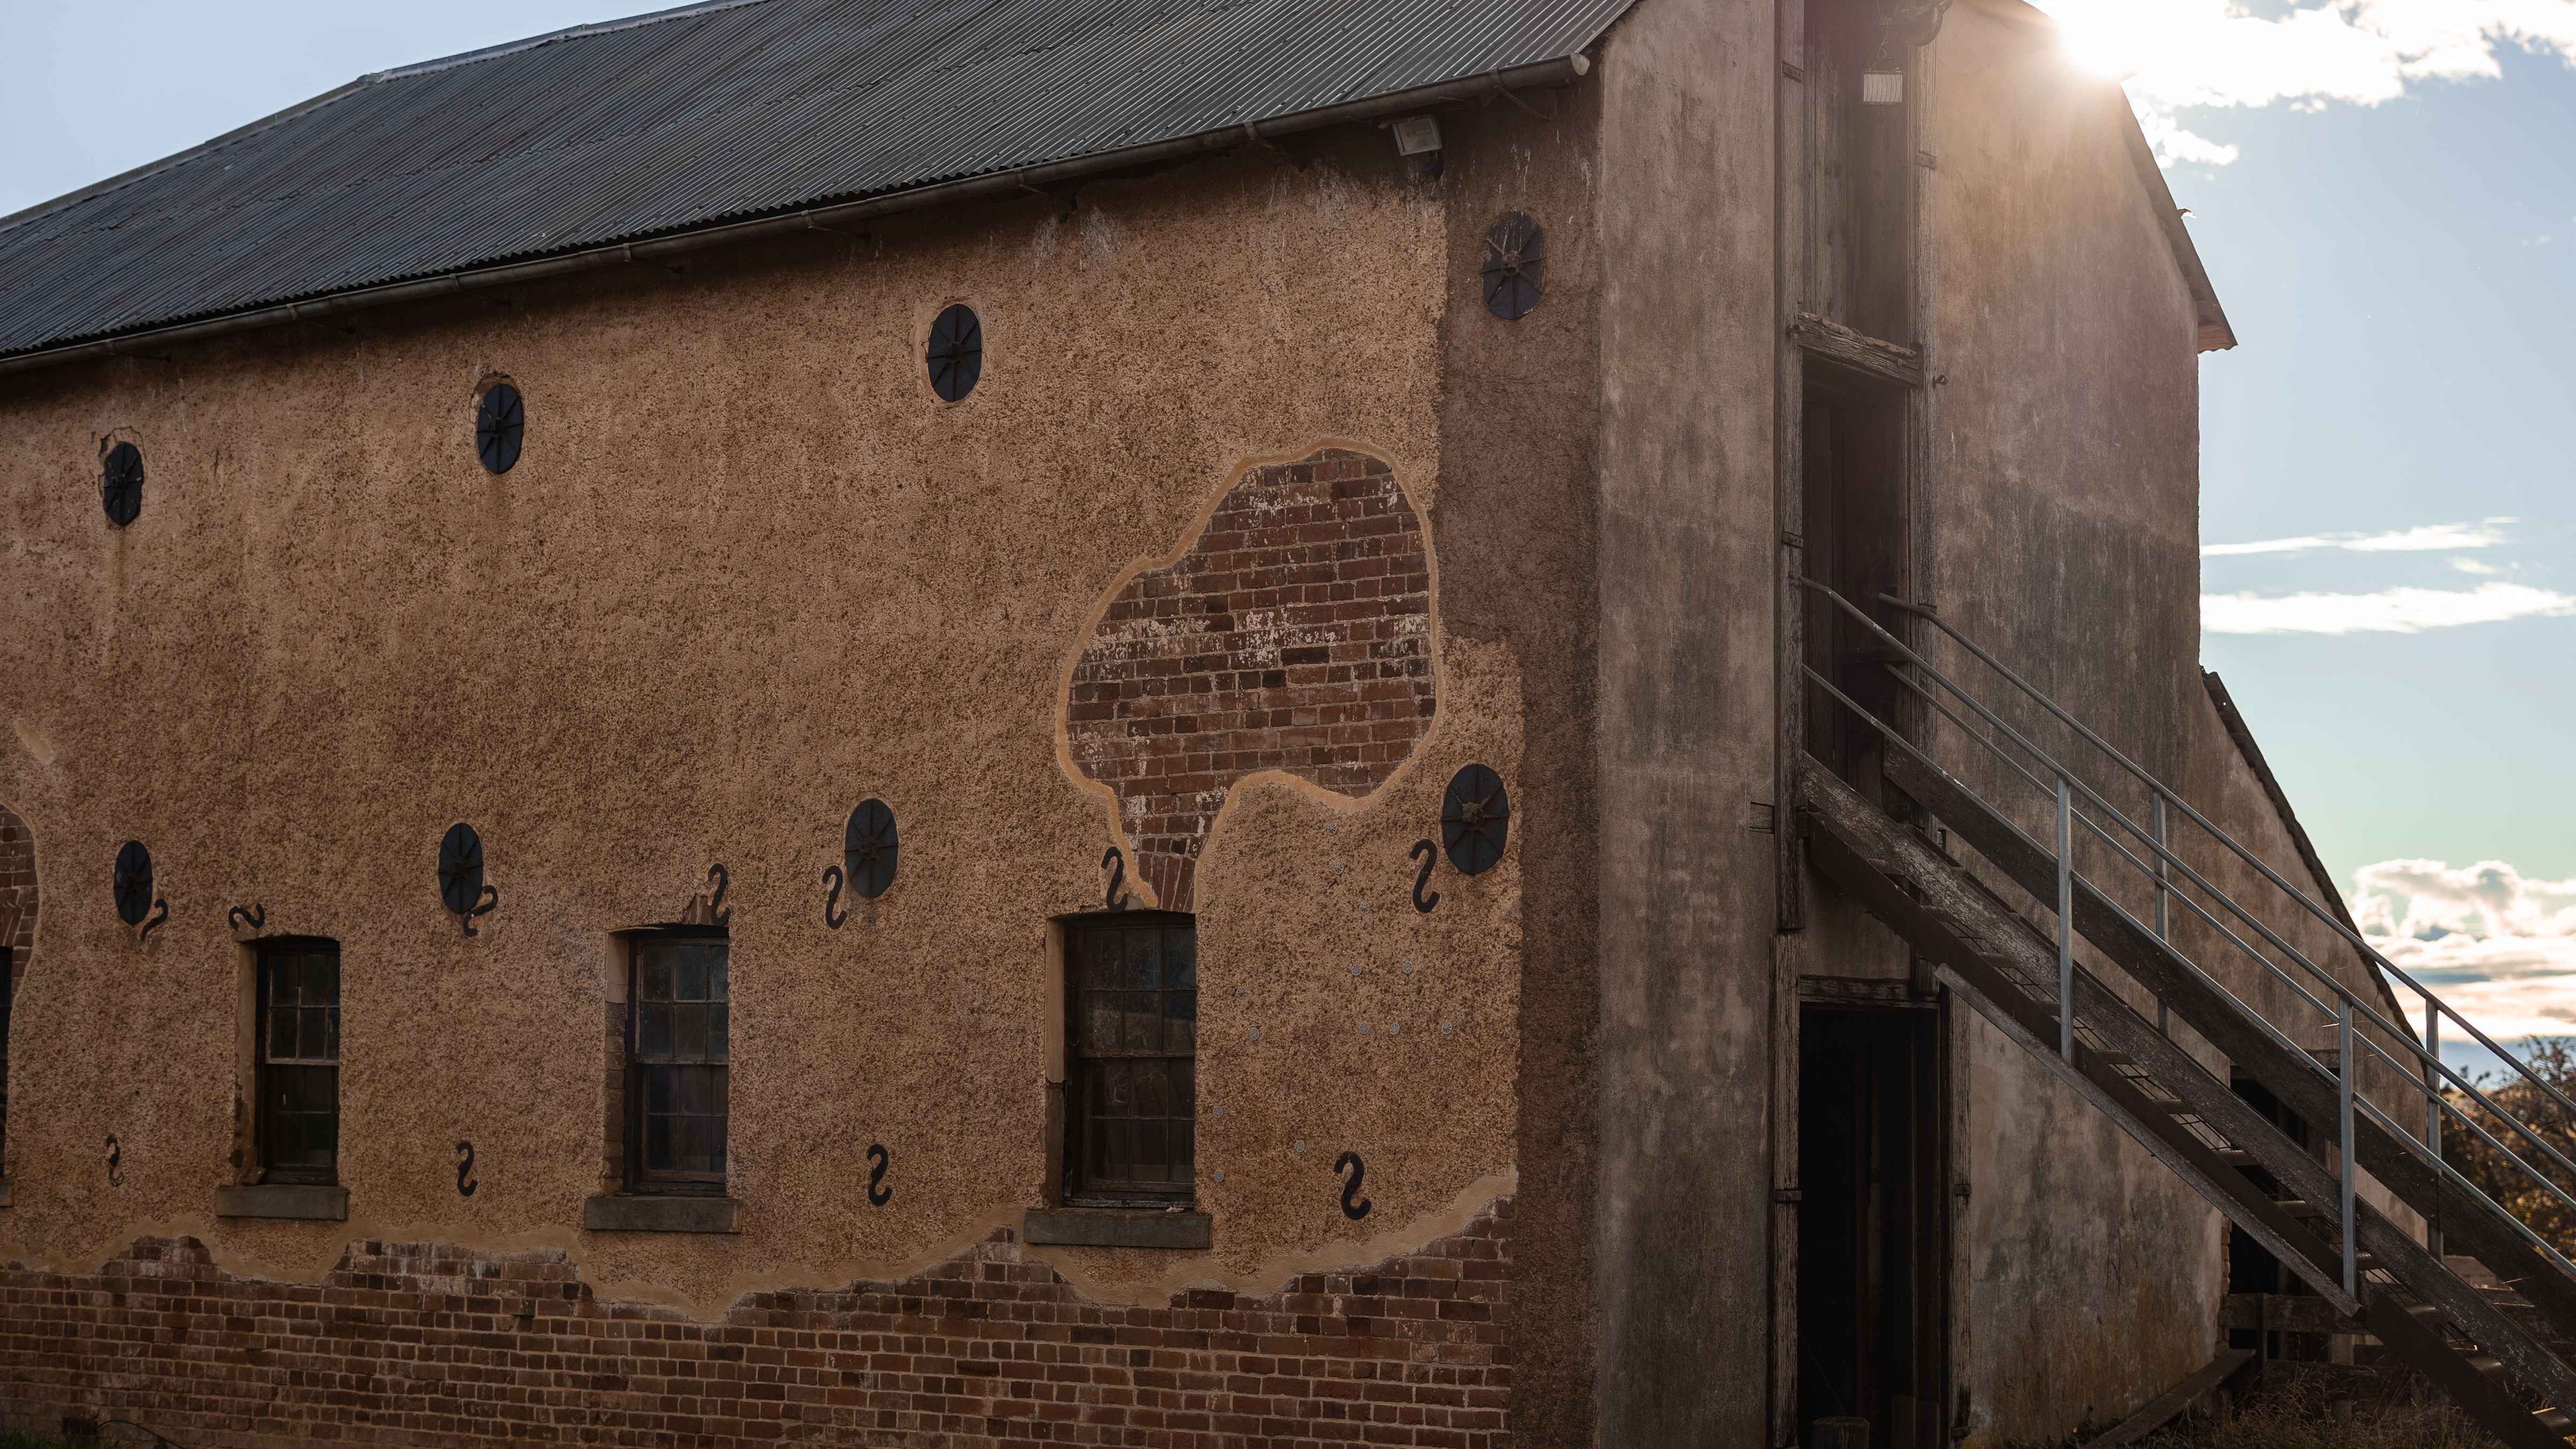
[1801,755,2576,1447]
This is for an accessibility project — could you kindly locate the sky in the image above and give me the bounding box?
[2,1,2573,1064]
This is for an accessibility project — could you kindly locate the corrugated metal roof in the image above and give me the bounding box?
[0,0,1635,362]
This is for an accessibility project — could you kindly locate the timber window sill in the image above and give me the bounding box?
[583,1194,740,1234]
[1023,1206,1211,1250]
[215,1183,349,1221]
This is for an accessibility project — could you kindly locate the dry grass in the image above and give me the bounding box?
[2122,1375,2503,1449]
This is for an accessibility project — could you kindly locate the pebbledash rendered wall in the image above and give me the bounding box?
[0,71,1609,1446]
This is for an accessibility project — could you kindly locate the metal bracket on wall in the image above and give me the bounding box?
[1409,839,1440,914]
[227,903,266,937]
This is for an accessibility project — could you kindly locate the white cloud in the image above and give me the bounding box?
[2030,1,2576,165]
[2202,518,2513,558]
[2357,858,2576,1042]
[2202,581,2576,633]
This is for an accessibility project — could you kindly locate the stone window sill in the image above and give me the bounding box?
[1024,1206,1210,1250]
[583,1194,740,1234]
[215,1183,349,1221]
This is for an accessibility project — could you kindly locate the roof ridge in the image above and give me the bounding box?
[0,0,779,241]
[364,0,778,82]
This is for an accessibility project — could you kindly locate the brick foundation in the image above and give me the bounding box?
[1068,448,1437,912]
[0,1201,1513,1447]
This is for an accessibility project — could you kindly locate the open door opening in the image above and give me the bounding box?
[1799,1002,1948,1449]
[1801,370,1912,793]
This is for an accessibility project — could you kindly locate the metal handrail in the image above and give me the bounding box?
[1805,581,2576,1159]
[1880,592,2576,1131]
[1797,577,2576,1293]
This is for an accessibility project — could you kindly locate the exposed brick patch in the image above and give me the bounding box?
[0,1199,1514,1448]
[1068,449,1437,911]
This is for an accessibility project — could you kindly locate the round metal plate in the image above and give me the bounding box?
[101,442,144,527]
[113,840,154,926]
[1480,212,1545,322]
[438,822,486,916]
[927,304,983,401]
[475,384,524,474]
[1440,764,1511,876]
[845,799,899,899]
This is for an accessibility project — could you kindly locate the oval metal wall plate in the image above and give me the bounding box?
[927,304,982,401]
[112,840,154,925]
[101,442,144,526]
[437,823,487,916]
[1440,764,1511,876]
[1480,212,1545,321]
[845,799,898,899]
[475,383,524,473]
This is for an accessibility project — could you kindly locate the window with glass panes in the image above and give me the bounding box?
[627,933,728,1194]
[1064,913,1196,1202]
[256,941,341,1184]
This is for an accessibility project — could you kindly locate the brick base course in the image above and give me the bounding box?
[0,1201,1514,1448]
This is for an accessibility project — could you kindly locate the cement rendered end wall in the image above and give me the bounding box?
[0,108,1608,1446]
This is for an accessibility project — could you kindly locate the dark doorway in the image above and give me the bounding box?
[1801,372,1912,788]
[1799,1004,1947,1449]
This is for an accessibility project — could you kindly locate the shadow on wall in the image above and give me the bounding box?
[1,806,33,1176]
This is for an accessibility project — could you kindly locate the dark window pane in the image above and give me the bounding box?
[297,1007,326,1060]
[1123,931,1157,990]
[1133,1120,1166,1178]
[638,1002,671,1059]
[640,951,672,1004]
[267,1008,296,1060]
[677,950,708,1002]
[1084,993,1118,1055]
[708,950,728,1002]
[311,955,340,1005]
[673,1004,707,1062]
[708,1003,728,1059]
[1167,994,1196,1053]
[645,1113,672,1170]
[1172,1058,1196,1116]
[1166,930,1196,990]
[1125,991,1163,1052]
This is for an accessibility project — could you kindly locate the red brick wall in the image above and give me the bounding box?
[1068,448,1437,912]
[0,1201,1514,1447]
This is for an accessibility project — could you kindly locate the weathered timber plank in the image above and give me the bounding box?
[2085,1349,2256,1448]
[1788,311,1924,388]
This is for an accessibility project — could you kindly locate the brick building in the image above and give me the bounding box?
[7,1,2570,1446]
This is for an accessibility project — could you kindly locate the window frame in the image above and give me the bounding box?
[253,937,341,1187]
[1061,910,1198,1208]
[623,927,730,1198]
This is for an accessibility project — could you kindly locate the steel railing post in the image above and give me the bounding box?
[2058,775,2075,1064]
[2426,999,2443,1259]
[2153,793,2171,1036]
[2341,994,2358,1297]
